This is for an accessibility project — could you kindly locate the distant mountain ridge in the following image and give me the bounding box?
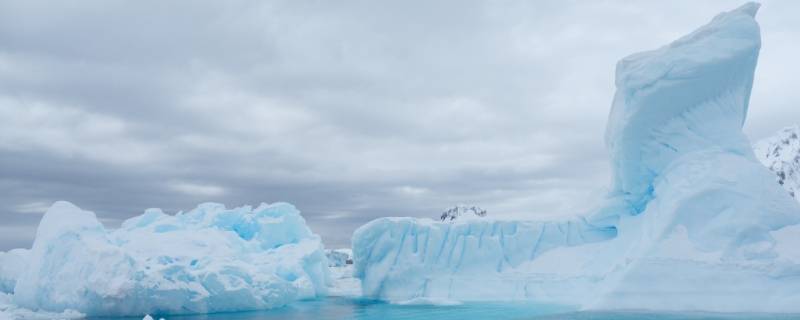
[439,205,487,221]
[754,125,800,201]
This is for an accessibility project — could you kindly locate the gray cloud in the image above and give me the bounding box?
[1,0,799,250]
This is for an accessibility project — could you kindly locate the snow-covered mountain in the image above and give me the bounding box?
[325,248,353,267]
[439,205,487,221]
[755,125,800,200]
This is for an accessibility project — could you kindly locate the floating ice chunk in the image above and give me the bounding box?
[12,201,330,316]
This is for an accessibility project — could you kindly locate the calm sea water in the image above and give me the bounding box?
[89,297,800,320]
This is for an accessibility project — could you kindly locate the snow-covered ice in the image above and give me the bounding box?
[352,2,800,312]
[4,201,329,316]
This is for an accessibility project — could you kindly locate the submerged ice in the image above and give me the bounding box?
[352,2,800,312]
[2,201,329,316]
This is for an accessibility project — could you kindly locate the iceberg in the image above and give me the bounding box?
[352,2,800,312]
[7,201,330,316]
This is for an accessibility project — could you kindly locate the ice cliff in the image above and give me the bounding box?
[2,201,329,316]
[352,2,800,312]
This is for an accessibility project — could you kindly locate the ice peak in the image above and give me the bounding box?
[733,2,760,18]
[605,1,762,209]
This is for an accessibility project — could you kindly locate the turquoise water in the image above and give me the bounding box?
[90,298,800,320]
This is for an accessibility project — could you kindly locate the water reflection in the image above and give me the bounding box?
[88,297,800,320]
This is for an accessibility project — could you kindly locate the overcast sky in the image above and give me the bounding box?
[1,1,798,250]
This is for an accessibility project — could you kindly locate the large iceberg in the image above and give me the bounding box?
[4,201,329,316]
[352,2,800,312]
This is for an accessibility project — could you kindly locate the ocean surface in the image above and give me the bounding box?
[88,297,800,320]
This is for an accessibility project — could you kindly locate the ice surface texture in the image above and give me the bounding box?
[0,292,83,320]
[352,2,800,312]
[0,249,26,295]
[352,217,616,302]
[8,201,329,316]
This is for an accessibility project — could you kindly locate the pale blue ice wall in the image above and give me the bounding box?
[352,217,614,300]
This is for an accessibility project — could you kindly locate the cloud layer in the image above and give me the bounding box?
[1,0,799,249]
